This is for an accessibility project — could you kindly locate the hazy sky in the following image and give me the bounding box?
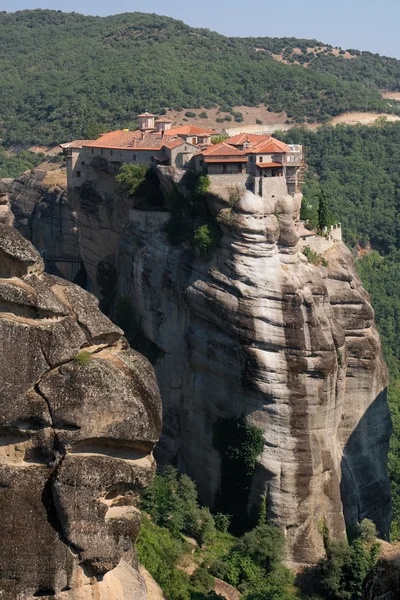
[1,0,399,59]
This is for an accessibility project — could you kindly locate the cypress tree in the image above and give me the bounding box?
[318,190,329,231]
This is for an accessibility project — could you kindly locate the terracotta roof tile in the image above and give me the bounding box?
[60,140,93,149]
[257,162,284,168]
[296,223,316,237]
[83,130,165,150]
[163,138,185,150]
[247,138,291,154]
[201,142,247,157]
[225,133,271,146]
[164,125,215,137]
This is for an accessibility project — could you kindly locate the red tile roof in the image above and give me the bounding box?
[163,138,185,150]
[201,142,247,157]
[60,140,93,149]
[83,130,166,150]
[296,223,315,237]
[164,125,215,137]
[225,133,271,146]
[225,133,291,154]
[257,162,284,168]
[247,138,291,154]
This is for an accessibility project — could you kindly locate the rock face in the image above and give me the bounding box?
[5,169,81,281]
[0,225,162,599]
[363,544,400,600]
[68,166,392,566]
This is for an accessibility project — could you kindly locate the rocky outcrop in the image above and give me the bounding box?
[0,225,162,599]
[363,544,400,600]
[4,169,81,281]
[68,166,391,566]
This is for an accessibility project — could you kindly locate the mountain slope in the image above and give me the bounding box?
[0,10,399,144]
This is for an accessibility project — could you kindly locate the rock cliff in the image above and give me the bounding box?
[42,165,393,566]
[0,224,162,599]
[363,544,400,600]
[3,169,82,281]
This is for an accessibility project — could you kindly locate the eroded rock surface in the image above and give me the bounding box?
[118,173,391,566]
[65,165,391,566]
[0,225,162,599]
[363,544,400,600]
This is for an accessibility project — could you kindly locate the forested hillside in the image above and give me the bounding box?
[0,10,399,145]
[283,122,400,540]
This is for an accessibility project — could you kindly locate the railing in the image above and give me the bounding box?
[282,154,304,166]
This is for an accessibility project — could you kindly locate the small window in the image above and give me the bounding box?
[133,154,136,161]
[100,149,104,155]
[91,148,94,154]
[259,156,263,163]
[110,150,113,156]
[81,161,85,166]
[237,163,243,173]
[222,164,227,173]
[200,159,204,166]
[76,171,81,178]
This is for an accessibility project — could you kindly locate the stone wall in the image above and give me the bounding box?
[298,224,343,254]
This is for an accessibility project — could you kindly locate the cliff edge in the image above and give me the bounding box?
[0,224,162,599]
[37,161,393,566]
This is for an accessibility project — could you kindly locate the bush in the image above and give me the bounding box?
[358,519,377,542]
[194,174,211,195]
[115,163,147,196]
[185,111,197,118]
[190,568,215,594]
[302,246,328,267]
[214,513,231,533]
[256,119,262,125]
[194,223,220,255]
[137,517,191,600]
[199,112,208,119]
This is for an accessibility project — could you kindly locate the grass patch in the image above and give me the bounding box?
[73,350,92,366]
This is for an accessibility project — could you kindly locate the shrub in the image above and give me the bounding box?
[199,112,208,119]
[214,513,231,533]
[115,163,147,196]
[137,517,191,600]
[302,246,328,267]
[256,119,262,125]
[195,174,211,195]
[231,111,243,123]
[194,224,220,255]
[73,350,92,366]
[358,518,377,542]
[185,111,197,118]
[211,135,229,145]
[190,568,215,594]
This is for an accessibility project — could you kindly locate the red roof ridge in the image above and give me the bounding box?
[201,142,247,156]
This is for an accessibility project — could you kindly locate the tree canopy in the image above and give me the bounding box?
[0,10,398,145]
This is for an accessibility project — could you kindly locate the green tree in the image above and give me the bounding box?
[115,164,147,196]
[318,189,329,231]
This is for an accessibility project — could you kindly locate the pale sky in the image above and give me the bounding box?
[1,0,399,59]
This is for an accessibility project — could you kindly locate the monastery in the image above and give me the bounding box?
[61,112,341,249]
[61,112,303,192]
